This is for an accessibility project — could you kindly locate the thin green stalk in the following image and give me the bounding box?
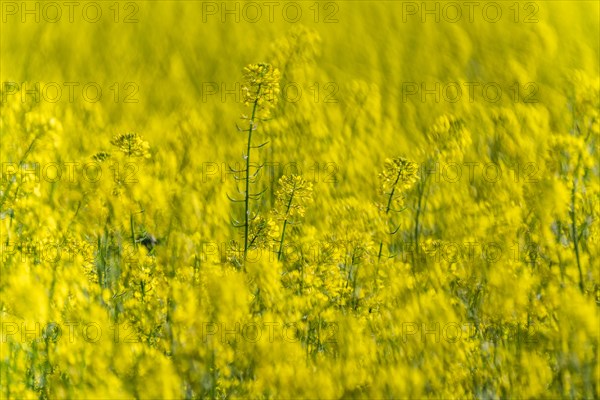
[568,116,590,294]
[243,84,262,262]
[277,219,289,261]
[378,168,403,262]
[277,180,296,261]
[414,180,424,252]
[377,241,384,264]
[130,212,137,250]
[413,171,431,267]
[0,135,41,211]
[570,180,584,293]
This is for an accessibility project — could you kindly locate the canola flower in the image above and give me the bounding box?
[378,157,419,213]
[241,63,281,120]
[232,63,281,264]
[273,174,313,261]
[377,157,419,262]
[1,7,599,400]
[110,133,151,158]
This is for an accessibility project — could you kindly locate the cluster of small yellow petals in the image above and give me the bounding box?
[241,63,281,119]
[274,174,313,220]
[110,132,151,158]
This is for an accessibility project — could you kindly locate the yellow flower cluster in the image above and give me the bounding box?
[427,114,472,160]
[110,133,151,158]
[241,63,281,119]
[274,174,313,220]
[378,157,419,204]
[1,4,599,399]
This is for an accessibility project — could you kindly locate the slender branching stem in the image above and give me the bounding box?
[243,84,262,262]
[412,168,431,267]
[130,212,137,250]
[0,135,41,211]
[278,180,296,261]
[377,168,404,262]
[570,175,584,293]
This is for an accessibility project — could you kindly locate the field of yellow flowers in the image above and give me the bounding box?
[1,1,599,398]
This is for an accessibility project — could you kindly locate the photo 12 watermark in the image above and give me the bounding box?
[1,1,140,23]
[1,82,140,104]
[398,2,539,24]
[199,81,338,104]
[1,161,141,185]
[201,321,338,344]
[418,161,540,184]
[398,321,539,343]
[400,81,538,104]
[201,161,339,184]
[200,1,340,23]
[1,321,139,344]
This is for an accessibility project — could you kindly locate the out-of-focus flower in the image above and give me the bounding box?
[111,132,151,158]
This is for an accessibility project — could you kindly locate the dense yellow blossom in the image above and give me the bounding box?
[1,2,599,399]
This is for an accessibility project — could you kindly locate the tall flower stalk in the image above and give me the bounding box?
[229,64,280,264]
[412,115,469,265]
[377,157,419,262]
[273,174,313,261]
[110,132,151,250]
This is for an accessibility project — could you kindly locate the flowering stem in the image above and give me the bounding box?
[570,178,584,293]
[568,117,589,294]
[0,135,40,211]
[413,170,431,267]
[378,168,404,263]
[377,242,384,264]
[278,219,288,261]
[278,180,296,261]
[243,84,262,262]
[130,212,137,250]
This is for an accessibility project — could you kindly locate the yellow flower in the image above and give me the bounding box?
[379,157,419,194]
[427,114,471,159]
[241,63,281,119]
[110,132,151,158]
[274,174,313,220]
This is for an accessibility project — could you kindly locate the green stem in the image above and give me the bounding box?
[277,219,289,261]
[0,135,41,211]
[277,181,296,261]
[570,179,584,293]
[243,84,262,263]
[413,171,430,267]
[414,182,424,252]
[378,169,403,262]
[130,212,137,250]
